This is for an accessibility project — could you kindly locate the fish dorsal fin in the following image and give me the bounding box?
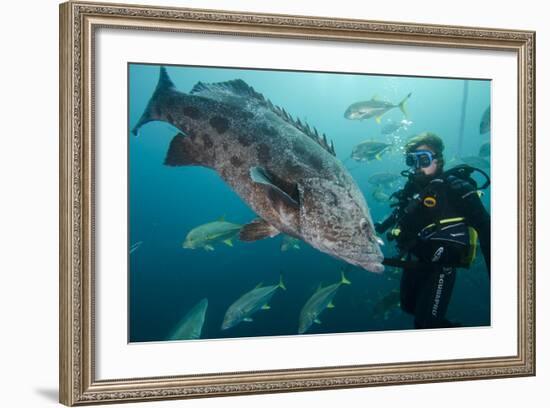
[372,94,380,101]
[190,78,266,102]
[254,282,263,289]
[190,79,267,106]
[217,215,225,222]
[273,109,336,156]
[246,94,336,156]
[191,78,336,156]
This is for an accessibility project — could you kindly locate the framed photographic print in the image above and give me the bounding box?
[59,1,536,405]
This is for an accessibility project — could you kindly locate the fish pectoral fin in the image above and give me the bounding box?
[164,133,203,166]
[375,115,383,124]
[243,317,253,322]
[261,304,271,310]
[204,244,215,251]
[223,238,233,247]
[314,318,322,324]
[239,219,280,242]
[375,153,382,161]
[249,166,299,210]
[327,302,335,309]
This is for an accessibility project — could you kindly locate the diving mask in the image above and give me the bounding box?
[405,150,436,169]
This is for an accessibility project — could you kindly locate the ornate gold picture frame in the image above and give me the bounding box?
[59,1,535,405]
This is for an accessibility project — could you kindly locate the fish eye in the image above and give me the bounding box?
[359,218,368,230]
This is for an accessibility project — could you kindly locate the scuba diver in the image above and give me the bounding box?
[375,132,490,329]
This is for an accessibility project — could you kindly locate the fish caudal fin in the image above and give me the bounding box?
[398,92,412,118]
[340,270,351,285]
[239,219,280,242]
[132,66,177,136]
[278,274,287,291]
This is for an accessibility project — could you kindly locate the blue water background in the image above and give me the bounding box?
[128,63,491,342]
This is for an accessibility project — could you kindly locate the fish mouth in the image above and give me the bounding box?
[361,260,385,274]
[343,253,384,274]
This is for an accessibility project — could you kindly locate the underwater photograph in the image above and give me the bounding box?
[128,63,491,343]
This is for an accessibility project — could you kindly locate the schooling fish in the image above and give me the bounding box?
[372,188,391,203]
[478,141,490,158]
[344,93,412,124]
[221,275,286,330]
[280,235,301,252]
[298,269,351,334]
[129,241,143,254]
[167,298,208,340]
[371,289,400,320]
[132,67,384,273]
[183,216,242,251]
[381,119,413,135]
[479,106,490,134]
[351,141,393,162]
[367,172,401,188]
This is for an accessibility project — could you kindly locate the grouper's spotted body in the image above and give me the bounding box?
[133,67,384,273]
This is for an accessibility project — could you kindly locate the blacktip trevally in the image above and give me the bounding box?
[344,93,412,123]
[183,216,242,251]
[381,119,413,135]
[132,67,384,273]
[367,172,401,187]
[479,106,490,135]
[298,269,351,334]
[372,188,391,203]
[221,276,286,330]
[280,235,301,252]
[351,141,393,162]
[129,241,143,254]
[167,298,208,341]
[478,141,490,158]
[371,289,400,321]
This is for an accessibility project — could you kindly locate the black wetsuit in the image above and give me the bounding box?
[382,170,490,329]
